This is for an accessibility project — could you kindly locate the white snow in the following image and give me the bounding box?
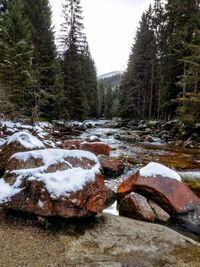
[103,201,118,216]
[140,162,182,181]
[89,135,99,141]
[28,167,99,197]
[7,131,45,149]
[0,138,6,146]
[0,149,101,200]
[0,178,22,202]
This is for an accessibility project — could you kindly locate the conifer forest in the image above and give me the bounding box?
[0,0,199,125]
[1,1,200,264]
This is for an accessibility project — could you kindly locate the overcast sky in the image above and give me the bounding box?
[50,0,153,75]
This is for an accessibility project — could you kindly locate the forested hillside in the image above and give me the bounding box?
[0,0,98,121]
[118,0,200,125]
[98,72,123,118]
[0,0,199,125]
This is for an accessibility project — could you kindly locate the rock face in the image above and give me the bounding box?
[97,154,125,176]
[0,131,45,171]
[117,162,200,233]
[119,192,156,222]
[0,149,107,218]
[80,142,110,156]
[0,212,200,267]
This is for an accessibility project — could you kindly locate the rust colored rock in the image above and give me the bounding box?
[97,155,125,177]
[148,200,170,222]
[117,171,200,214]
[58,139,80,149]
[119,192,156,222]
[0,149,107,218]
[80,142,110,156]
[0,131,44,171]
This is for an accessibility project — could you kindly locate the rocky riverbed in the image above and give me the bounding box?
[0,118,200,266]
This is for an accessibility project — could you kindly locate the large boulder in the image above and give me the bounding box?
[0,131,45,171]
[119,192,156,222]
[80,142,110,156]
[97,154,125,177]
[0,212,200,267]
[0,149,107,218]
[117,162,200,233]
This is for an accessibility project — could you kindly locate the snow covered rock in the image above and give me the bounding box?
[117,163,200,233]
[0,131,45,171]
[80,142,110,156]
[0,149,107,218]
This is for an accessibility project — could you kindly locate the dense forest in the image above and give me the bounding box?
[98,72,122,118]
[0,0,200,125]
[0,0,98,121]
[118,0,200,125]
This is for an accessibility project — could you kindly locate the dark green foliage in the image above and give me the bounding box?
[23,0,57,120]
[118,0,200,124]
[177,93,200,126]
[118,9,157,119]
[159,0,199,119]
[0,0,33,116]
[98,73,121,118]
[61,0,98,120]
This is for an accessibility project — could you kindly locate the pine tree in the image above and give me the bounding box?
[23,0,57,120]
[61,0,98,120]
[81,44,99,118]
[98,82,106,117]
[118,9,157,119]
[159,0,199,120]
[0,0,33,116]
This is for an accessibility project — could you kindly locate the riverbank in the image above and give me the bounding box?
[0,209,200,267]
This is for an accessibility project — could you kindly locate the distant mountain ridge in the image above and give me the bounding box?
[98,71,123,80]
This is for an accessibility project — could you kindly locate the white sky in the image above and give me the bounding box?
[50,0,153,75]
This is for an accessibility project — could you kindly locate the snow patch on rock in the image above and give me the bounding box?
[7,131,45,149]
[0,178,21,202]
[140,162,181,181]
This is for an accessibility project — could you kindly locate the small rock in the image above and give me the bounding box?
[98,154,125,177]
[119,192,156,222]
[148,200,170,222]
[80,142,110,156]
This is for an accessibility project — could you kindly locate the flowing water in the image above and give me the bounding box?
[80,124,200,196]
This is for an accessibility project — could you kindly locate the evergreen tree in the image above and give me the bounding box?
[23,0,57,120]
[61,0,98,120]
[98,82,106,117]
[0,0,33,116]
[118,9,157,119]
[176,26,200,125]
[81,44,99,118]
[159,0,199,119]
